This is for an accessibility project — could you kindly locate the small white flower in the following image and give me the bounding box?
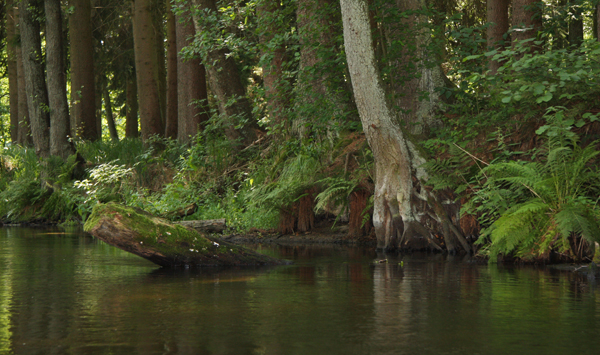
[140,241,143,244]
[213,242,220,247]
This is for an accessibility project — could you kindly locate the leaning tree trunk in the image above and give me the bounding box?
[20,0,50,159]
[340,0,470,253]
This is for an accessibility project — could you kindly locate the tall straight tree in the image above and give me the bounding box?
[176,2,209,142]
[6,0,19,143]
[19,0,50,158]
[45,0,74,159]
[126,78,139,138]
[191,0,258,148]
[165,3,178,139]
[132,0,164,140]
[487,0,509,73]
[341,0,469,252]
[70,0,98,140]
[512,0,542,47]
[13,4,33,146]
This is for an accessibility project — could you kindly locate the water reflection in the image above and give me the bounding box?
[2,228,600,354]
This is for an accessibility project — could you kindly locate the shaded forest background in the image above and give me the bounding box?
[1,0,600,262]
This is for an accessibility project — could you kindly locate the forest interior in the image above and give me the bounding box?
[1,0,600,263]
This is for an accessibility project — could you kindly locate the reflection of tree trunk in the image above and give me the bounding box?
[125,78,139,138]
[20,0,50,158]
[192,0,258,148]
[45,0,74,159]
[7,0,19,143]
[102,83,119,142]
[341,0,467,252]
[165,5,178,139]
[177,2,209,143]
[70,0,98,141]
[487,0,509,73]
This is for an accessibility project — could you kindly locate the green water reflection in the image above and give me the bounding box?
[1,228,600,354]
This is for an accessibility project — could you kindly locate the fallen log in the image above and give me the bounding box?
[84,202,285,268]
[176,219,226,233]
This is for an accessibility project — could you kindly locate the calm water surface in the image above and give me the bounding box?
[1,227,600,355]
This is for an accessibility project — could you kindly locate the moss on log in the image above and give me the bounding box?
[84,202,285,268]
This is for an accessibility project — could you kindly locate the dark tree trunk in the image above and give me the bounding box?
[257,0,290,135]
[191,0,258,148]
[132,0,164,140]
[102,82,119,142]
[165,4,178,139]
[177,2,209,143]
[19,0,50,158]
[568,1,583,48]
[154,0,167,133]
[512,0,542,46]
[70,0,98,141]
[45,0,74,159]
[125,77,139,138]
[16,39,32,147]
[487,0,509,73]
[7,0,19,143]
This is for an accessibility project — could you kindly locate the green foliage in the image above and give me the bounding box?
[469,130,600,261]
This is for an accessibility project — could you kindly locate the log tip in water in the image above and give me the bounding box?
[84,202,285,268]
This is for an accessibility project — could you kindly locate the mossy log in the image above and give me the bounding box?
[84,203,285,268]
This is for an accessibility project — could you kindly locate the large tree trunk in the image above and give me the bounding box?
[45,0,74,159]
[70,0,98,141]
[487,0,509,74]
[7,0,19,143]
[19,0,50,159]
[568,1,583,48]
[165,4,178,139]
[295,0,357,140]
[14,5,33,147]
[176,3,209,143]
[132,0,164,140]
[378,0,445,137]
[512,0,542,47]
[84,203,284,268]
[257,0,290,135]
[341,0,469,253]
[191,0,258,148]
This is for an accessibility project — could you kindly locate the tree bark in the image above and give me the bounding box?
[165,4,178,139]
[257,0,290,134]
[568,1,583,48]
[13,4,32,147]
[70,0,98,141]
[487,0,509,74]
[102,82,119,142]
[511,0,542,47]
[341,0,468,252]
[132,0,164,140]
[7,0,19,143]
[191,0,258,148]
[176,3,209,143]
[45,0,74,159]
[125,77,139,138]
[379,0,445,137]
[19,0,50,158]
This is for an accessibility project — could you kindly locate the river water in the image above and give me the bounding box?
[1,227,600,355]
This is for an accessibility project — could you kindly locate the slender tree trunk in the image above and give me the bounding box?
[20,0,50,158]
[487,0,509,73]
[341,0,467,252]
[102,83,119,142]
[165,4,178,139]
[16,39,32,146]
[191,0,258,148]
[154,0,167,133]
[45,0,74,159]
[132,0,164,140]
[257,0,290,135]
[125,78,139,138]
[177,2,209,143]
[7,0,19,143]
